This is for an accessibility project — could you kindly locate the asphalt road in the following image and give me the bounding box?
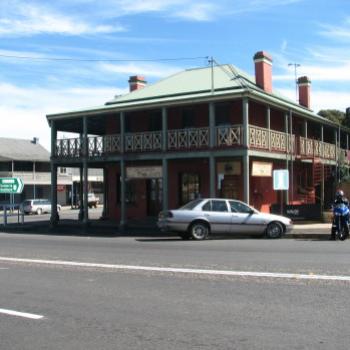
[1,229,350,349]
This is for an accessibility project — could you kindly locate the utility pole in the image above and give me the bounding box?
[288,63,301,102]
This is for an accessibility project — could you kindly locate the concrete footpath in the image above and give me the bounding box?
[0,219,334,240]
[287,222,331,240]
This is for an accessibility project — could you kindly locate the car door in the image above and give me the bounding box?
[229,200,266,234]
[201,200,231,233]
[43,200,51,213]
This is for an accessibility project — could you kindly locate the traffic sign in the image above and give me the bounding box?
[0,178,24,194]
[273,170,289,190]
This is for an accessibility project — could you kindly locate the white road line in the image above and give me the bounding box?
[0,308,44,320]
[0,256,349,282]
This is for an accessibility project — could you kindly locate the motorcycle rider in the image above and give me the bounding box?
[331,190,350,240]
[334,190,349,206]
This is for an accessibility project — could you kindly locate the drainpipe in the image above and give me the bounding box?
[284,112,289,204]
[209,102,216,198]
[242,97,249,204]
[266,106,271,151]
[120,112,126,229]
[320,125,324,213]
[162,108,169,212]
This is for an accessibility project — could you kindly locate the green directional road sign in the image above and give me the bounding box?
[0,178,24,194]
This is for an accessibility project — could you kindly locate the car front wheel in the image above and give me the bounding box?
[265,222,283,239]
[189,221,209,240]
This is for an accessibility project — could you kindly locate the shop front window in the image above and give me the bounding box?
[180,173,200,205]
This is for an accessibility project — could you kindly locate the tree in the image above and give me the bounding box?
[317,109,345,125]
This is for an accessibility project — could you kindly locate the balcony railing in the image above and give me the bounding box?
[55,124,345,162]
[168,127,209,150]
[125,131,162,152]
[299,137,336,160]
[56,138,81,158]
[249,126,295,153]
[216,125,242,146]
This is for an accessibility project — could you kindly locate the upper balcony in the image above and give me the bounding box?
[54,124,346,162]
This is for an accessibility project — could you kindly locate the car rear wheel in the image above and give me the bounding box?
[189,221,209,240]
[36,208,42,215]
[265,222,283,239]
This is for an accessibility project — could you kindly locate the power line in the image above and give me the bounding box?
[0,53,208,63]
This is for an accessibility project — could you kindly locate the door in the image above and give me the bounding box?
[146,179,163,217]
[229,200,266,234]
[201,199,232,233]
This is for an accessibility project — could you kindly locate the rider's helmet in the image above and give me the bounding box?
[336,189,345,201]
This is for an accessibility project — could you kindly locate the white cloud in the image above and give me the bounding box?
[0,82,126,150]
[174,3,217,21]
[0,1,124,37]
[319,17,350,41]
[99,62,181,78]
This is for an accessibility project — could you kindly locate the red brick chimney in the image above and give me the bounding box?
[253,51,273,93]
[297,76,311,109]
[128,75,147,92]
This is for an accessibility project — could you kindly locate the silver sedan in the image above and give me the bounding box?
[158,198,293,240]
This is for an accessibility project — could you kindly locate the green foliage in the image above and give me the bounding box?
[318,109,345,125]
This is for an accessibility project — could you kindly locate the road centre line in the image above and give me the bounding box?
[0,308,44,320]
[0,256,350,282]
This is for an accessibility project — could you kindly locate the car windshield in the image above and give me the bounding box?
[179,199,203,210]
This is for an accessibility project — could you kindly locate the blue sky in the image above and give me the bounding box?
[1,0,350,150]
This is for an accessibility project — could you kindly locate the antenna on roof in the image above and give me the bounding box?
[208,56,214,95]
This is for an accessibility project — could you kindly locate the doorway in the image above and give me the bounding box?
[146,179,163,216]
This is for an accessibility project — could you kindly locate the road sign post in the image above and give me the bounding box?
[273,170,289,215]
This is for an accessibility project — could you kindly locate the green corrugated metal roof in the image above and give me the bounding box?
[46,63,344,130]
[106,64,256,105]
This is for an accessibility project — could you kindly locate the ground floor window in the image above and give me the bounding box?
[180,173,200,205]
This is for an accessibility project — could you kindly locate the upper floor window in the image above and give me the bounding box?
[182,108,195,129]
[149,111,162,131]
[215,103,230,126]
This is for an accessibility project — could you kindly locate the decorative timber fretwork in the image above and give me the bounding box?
[168,127,209,149]
[299,136,336,160]
[249,126,295,153]
[125,131,162,152]
[54,124,342,162]
[216,125,242,146]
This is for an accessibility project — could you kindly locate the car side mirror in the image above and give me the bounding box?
[249,209,255,215]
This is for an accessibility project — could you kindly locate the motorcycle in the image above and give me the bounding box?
[331,202,350,241]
